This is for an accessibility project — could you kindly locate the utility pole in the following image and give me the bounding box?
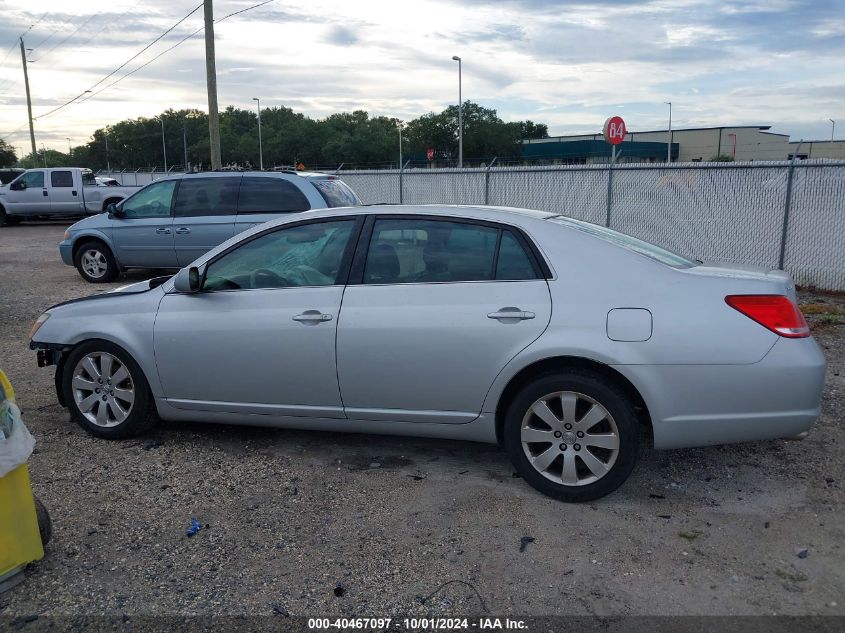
[67,137,72,156]
[830,119,836,142]
[398,122,403,169]
[252,97,263,170]
[161,118,168,172]
[104,133,110,172]
[452,55,463,168]
[204,0,222,170]
[183,119,188,172]
[20,38,36,159]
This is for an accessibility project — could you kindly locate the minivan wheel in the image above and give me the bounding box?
[74,241,118,283]
[504,371,639,502]
[62,341,158,439]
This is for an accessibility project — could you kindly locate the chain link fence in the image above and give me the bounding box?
[99,160,845,290]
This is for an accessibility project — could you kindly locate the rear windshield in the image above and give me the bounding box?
[311,179,361,208]
[548,216,697,268]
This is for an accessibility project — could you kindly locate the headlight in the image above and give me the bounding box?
[30,313,50,340]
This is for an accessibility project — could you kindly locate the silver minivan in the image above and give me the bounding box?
[58,171,361,282]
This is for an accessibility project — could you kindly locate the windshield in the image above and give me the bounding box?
[312,179,361,208]
[548,216,697,268]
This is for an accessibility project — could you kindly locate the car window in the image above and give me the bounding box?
[496,231,538,280]
[203,220,355,291]
[174,177,241,218]
[548,216,696,268]
[311,179,361,207]
[19,171,44,188]
[121,180,176,218]
[51,171,74,187]
[364,219,498,284]
[237,177,310,214]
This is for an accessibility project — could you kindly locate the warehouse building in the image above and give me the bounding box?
[520,125,839,163]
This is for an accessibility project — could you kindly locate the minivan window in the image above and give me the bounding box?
[363,219,498,284]
[237,177,310,214]
[51,171,74,187]
[121,180,176,218]
[203,220,356,291]
[174,177,241,218]
[312,179,361,208]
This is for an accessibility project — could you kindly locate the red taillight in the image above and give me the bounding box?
[725,295,809,338]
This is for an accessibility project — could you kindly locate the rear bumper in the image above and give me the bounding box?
[616,337,826,450]
[59,242,73,266]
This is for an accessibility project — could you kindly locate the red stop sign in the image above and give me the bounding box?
[603,116,626,145]
[427,147,435,161]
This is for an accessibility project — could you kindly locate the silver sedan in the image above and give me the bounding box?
[30,205,825,501]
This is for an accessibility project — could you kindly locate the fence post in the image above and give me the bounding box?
[484,157,498,205]
[778,144,801,269]
[605,161,614,227]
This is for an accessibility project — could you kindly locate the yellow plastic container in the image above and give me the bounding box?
[0,370,44,583]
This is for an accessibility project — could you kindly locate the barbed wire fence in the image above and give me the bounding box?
[98,159,845,291]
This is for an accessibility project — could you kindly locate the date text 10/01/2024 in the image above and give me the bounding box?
[307,618,528,630]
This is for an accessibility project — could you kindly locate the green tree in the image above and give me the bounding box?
[0,138,17,167]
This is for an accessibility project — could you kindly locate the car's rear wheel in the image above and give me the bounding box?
[62,341,158,439]
[504,370,639,502]
[74,240,118,283]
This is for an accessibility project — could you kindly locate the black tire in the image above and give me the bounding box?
[504,370,639,502]
[62,340,158,439]
[5,215,21,224]
[74,240,118,283]
[34,496,52,546]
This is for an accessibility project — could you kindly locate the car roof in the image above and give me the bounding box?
[156,170,337,181]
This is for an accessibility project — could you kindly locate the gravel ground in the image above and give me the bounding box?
[1,223,843,618]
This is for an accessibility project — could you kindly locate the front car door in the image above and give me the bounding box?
[111,179,178,268]
[48,170,81,215]
[336,215,552,423]
[153,216,361,418]
[7,170,48,215]
[173,175,240,266]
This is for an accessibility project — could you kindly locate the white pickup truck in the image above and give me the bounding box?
[0,167,138,225]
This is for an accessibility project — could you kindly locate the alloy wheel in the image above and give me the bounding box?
[72,352,135,427]
[81,249,108,279]
[521,390,620,486]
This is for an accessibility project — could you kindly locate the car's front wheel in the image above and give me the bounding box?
[504,370,639,502]
[62,341,157,439]
[74,241,118,283]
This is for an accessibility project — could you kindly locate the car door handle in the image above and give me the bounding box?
[155,227,171,234]
[71,190,77,196]
[42,189,48,197]
[293,310,333,324]
[487,307,536,321]
[175,227,191,234]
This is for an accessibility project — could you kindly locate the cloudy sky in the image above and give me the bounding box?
[0,0,842,153]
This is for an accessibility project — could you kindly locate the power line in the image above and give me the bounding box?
[34,3,204,121]
[81,0,276,103]
[34,13,100,62]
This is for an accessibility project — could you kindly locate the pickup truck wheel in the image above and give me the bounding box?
[0,207,20,225]
[75,241,118,283]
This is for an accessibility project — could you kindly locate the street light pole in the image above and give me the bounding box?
[105,133,110,172]
[830,119,836,142]
[253,97,263,170]
[66,137,72,157]
[161,118,167,172]
[664,101,672,163]
[452,55,463,168]
[398,121,403,169]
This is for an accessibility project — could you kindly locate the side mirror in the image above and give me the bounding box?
[10,181,23,191]
[108,204,125,219]
[173,265,203,293]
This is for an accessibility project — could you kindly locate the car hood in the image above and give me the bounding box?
[67,212,111,232]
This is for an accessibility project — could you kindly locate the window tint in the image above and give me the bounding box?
[121,180,176,218]
[548,216,696,268]
[174,177,241,218]
[496,231,538,280]
[19,171,44,188]
[364,219,498,284]
[203,220,355,291]
[312,179,361,207]
[237,177,310,214]
[51,171,74,187]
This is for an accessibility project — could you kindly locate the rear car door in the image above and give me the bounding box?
[336,215,552,424]
[234,175,311,233]
[47,170,82,215]
[111,179,178,268]
[173,175,240,266]
[154,217,361,417]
